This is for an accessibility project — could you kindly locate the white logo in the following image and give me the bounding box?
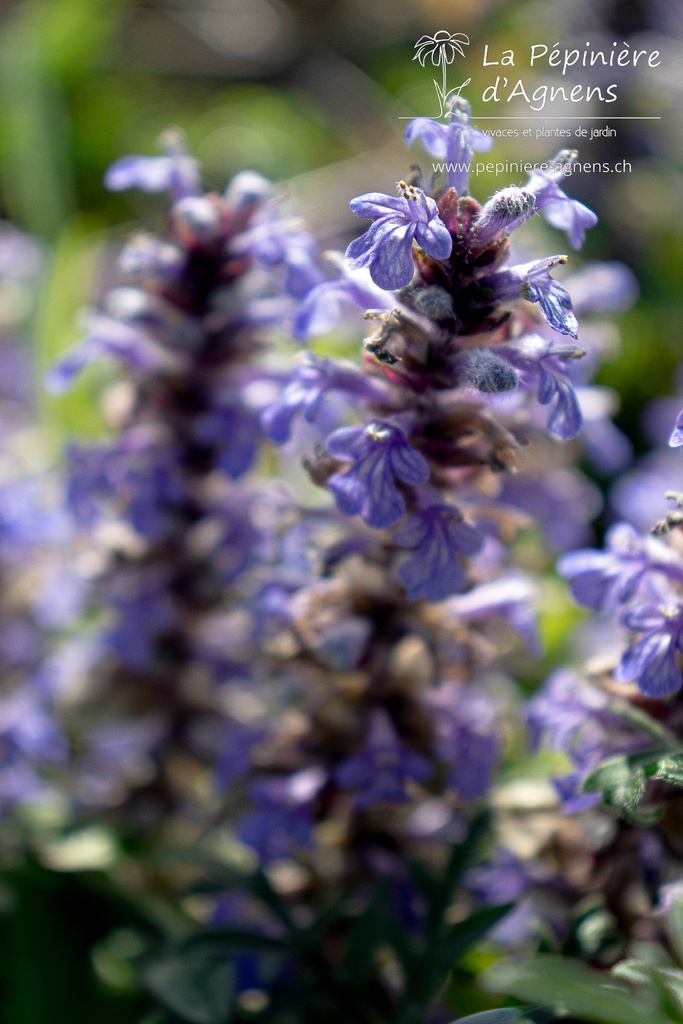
[413,31,472,117]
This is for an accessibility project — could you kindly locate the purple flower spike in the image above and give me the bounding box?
[104,129,200,201]
[336,710,431,808]
[405,97,493,195]
[526,151,598,249]
[326,422,431,529]
[394,505,483,601]
[346,182,452,291]
[616,603,683,697]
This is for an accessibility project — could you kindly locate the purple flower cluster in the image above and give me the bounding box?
[225,97,608,912]
[0,225,79,814]
[48,132,321,822]
[36,104,648,1013]
[560,523,683,698]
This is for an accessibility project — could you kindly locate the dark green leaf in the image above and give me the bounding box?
[450,1009,529,1023]
[582,754,662,824]
[440,904,514,963]
[483,953,676,1024]
[144,947,234,1024]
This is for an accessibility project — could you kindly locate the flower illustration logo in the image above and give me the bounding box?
[413,30,471,118]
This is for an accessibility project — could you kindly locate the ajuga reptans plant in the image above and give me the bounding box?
[48,102,637,1024]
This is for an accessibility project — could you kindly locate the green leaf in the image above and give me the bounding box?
[654,756,683,787]
[451,1011,529,1023]
[182,930,286,953]
[483,953,676,1024]
[440,904,514,964]
[652,968,683,1019]
[665,896,683,966]
[144,947,234,1024]
[582,754,662,824]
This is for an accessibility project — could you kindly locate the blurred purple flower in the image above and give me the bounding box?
[557,522,682,613]
[261,354,384,444]
[448,574,541,656]
[292,256,395,340]
[336,710,431,808]
[405,98,493,195]
[526,152,598,249]
[238,767,326,861]
[231,212,323,299]
[104,129,200,201]
[394,504,483,601]
[427,682,499,800]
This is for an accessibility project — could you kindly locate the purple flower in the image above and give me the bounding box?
[292,256,395,340]
[616,603,683,697]
[426,682,499,800]
[526,152,598,249]
[467,850,570,948]
[527,670,608,754]
[336,711,431,808]
[405,98,493,195]
[261,354,384,444]
[326,422,431,529]
[117,233,185,284]
[557,522,681,613]
[47,314,184,393]
[345,183,452,291]
[528,669,655,808]
[566,262,639,316]
[500,469,601,552]
[670,409,683,448]
[479,257,578,338]
[502,335,583,440]
[448,574,541,656]
[211,719,267,792]
[473,187,536,246]
[231,212,322,299]
[0,686,67,765]
[192,401,261,479]
[104,129,200,201]
[394,504,483,601]
[577,386,633,476]
[67,430,186,540]
[238,767,326,861]
[105,567,176,671]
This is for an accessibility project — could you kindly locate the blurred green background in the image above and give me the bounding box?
[0,0,679,448]
[0,0,681,1019]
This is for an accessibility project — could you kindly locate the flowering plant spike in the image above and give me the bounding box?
[39,98,652,1024]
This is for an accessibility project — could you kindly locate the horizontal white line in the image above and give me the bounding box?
[399,115,662,120]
